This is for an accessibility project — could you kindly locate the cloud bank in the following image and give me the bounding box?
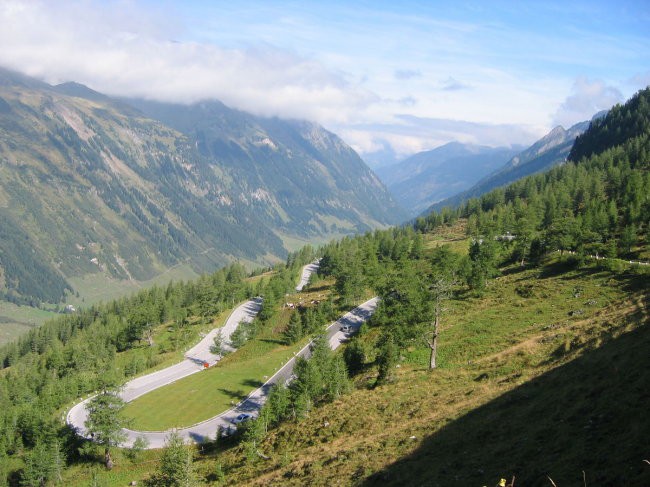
[553,77,623,128]
[0,0,375,124]
[0,0,646,162]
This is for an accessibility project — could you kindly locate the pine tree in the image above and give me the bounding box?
[376,335,398,385]
[146,432,195,487]
[84,390,128,469]
[284,311,303,344]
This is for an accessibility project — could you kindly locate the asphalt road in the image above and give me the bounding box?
[296,260,320,291]
[118,297,379,448]
[66,298,262,445]
[65,262,378,450]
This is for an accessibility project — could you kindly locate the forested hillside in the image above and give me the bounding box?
[0,246,318,485]
[417,87,650,264]
[0,67,404,306]
[427,119,590,214]
[123,99,406,235]
[206,86,648,485]
[0,88,647,486]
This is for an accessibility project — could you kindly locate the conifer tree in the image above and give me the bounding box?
[84,390,128,469]
[146,432,195,487]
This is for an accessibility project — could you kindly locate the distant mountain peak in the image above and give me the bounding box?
[377,142,520,216]
[53,81,109,101]
[547,125,567,137]
[424,117,592,215]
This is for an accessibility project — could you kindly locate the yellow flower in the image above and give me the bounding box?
[499,479,506,487]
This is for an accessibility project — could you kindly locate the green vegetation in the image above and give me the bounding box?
[143,432,196,486]
[0,68,403,307]
[0,249,317,484]
[65,263,199,307]
[124,332,307,430]
[0,82,649,486]
[205,261,646,486]
[0,301,58,346]
[84,390,129,469]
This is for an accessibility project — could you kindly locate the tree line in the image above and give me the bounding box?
[0,245,317,486]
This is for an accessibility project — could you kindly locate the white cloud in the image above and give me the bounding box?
[0,0,376,124]
[335,114,543,163]
[0,0,645,162]
[553,77,623,127]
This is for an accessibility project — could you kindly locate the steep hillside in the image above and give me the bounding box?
[121,99,406,237]
[1,86,648,486]
[376,142,520,215]
[427,119,591,213]
[0,68,404,305]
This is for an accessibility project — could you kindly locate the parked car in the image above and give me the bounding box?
[232,413,252,424]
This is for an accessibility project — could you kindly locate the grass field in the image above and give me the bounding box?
[66,262,199,307]
[122,293,317,430]
[194,261,649,486]
[423,219,469,255]
[0,301,58,345]
[122,333,306,430]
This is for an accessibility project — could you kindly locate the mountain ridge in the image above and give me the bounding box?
[377,142,522,216]
[424,118,593,214]
[0,67,404,304]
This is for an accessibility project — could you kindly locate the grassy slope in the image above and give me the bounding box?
[65,263,199,307]
[123,284,333,430]
[0,302,58,346]
[61,256,649,486]
[209,263,649,486]
[0,264,199,346]
[123,319,307,430]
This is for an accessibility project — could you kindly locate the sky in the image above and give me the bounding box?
[0,0,649,166]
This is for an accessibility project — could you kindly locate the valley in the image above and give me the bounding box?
[0,67,404,317]
[0,8,648,485]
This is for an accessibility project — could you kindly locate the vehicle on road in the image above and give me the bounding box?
[341,324,352,334]
[232,413,252,424]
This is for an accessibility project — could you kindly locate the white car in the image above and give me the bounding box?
[232,413,252,424]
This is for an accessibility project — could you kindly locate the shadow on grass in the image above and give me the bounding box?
[259,338,286,345]
[241,378,264,388]
[304,283,330,293]
[218,388,246,400]
[362,320,650,487]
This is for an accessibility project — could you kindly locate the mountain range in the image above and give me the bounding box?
[425,118,598,214]
[376,142,523,216]
[0,68,405,305]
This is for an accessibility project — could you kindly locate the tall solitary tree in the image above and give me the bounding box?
[425,276,453,370]
[84,390,128,469]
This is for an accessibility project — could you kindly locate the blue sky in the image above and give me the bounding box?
[0,0,648,164]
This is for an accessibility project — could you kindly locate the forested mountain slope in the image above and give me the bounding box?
[426,119,591,213]
[417,87,650,261]
[208,86,648,486]
[0,68,404,305]
[0,87,648,486]
[123,99,406,235]
[376,142,520,215]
